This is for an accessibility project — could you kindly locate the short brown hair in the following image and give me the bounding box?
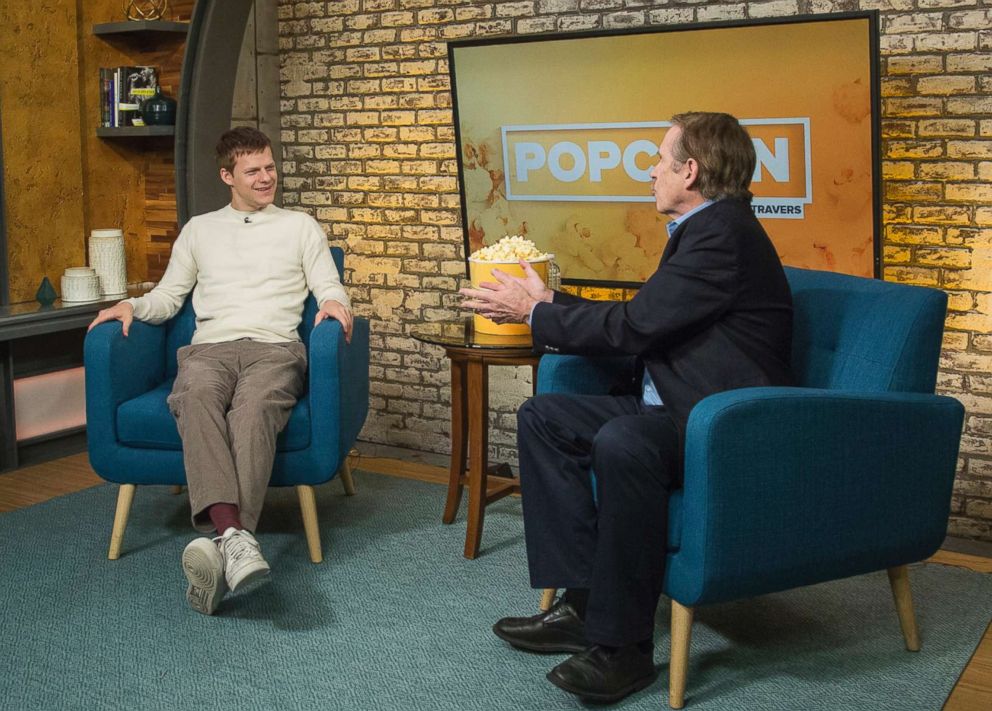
[670,112,756,203]
[215,127,272,173]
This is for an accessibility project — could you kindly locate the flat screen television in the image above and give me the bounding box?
[449,12,881,287]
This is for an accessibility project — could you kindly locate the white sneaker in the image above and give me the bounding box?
[182,537,227,615]
[216,528,271,592]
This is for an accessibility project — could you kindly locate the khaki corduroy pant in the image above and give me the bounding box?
[167,340,307,533]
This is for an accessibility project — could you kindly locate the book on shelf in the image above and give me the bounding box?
[98,66,159,128]
[99,68,113,128]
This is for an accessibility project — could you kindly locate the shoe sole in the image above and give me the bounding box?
[182,540,227,615]
[227,562,271,594]
[492,624,588,654]
[546,666,660,704]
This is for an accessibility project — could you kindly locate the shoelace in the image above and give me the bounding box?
[216,531,261,564]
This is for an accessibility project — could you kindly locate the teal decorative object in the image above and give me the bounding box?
[35,276,57,305]
[140,87,177,126]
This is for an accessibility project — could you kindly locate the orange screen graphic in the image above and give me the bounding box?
[452,17,877,283]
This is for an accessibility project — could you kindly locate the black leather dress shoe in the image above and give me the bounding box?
[492,600,588,653]
[546,644,658,704]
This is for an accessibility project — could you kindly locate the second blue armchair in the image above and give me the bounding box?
[537,266,965,708]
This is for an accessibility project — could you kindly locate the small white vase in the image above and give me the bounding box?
[61,267,101,303]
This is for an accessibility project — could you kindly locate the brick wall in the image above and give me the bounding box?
[277,0,992,542]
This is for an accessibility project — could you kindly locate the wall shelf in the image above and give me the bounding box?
[93,21,184,138]
[92,20,189,37]
[96,126,175,138]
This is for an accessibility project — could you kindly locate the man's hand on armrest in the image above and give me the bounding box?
[316,299,353,344]
[88,302,134,336]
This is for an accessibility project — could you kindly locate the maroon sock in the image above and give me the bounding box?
[207,503,243,535]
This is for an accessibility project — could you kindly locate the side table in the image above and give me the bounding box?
[0,290,146,471]
[411,319,539,559]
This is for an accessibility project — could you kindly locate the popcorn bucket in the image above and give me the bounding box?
[469,255,552,336]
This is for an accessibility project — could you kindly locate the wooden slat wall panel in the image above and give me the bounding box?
[145,154,179,281]
[141,0,194,282]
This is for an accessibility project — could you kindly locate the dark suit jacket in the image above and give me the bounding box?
[531,198,794,438]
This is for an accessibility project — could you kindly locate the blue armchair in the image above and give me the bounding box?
[537,266,964,708]
[84,247,369,564]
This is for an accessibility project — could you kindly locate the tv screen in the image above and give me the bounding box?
[449,12,881,287]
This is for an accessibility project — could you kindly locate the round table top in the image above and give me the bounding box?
[410,318,535,352]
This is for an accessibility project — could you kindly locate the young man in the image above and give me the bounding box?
[461,113,794,703]
[89,127,353,615]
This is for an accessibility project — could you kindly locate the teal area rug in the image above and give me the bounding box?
[1,471,990,711]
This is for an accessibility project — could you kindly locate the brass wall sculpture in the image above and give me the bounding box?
[124,1,169,21]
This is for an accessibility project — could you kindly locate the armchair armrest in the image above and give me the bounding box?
[84,321,167,449]
[537,354,633,396]
[307,317,370,472]
[667,387,965,606]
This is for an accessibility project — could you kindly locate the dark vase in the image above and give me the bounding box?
[140,87,177,126]
[35,277,57,306]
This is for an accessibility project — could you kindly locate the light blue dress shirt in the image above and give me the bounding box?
[641,200,714,406]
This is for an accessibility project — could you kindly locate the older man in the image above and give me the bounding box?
[461,112,794,703]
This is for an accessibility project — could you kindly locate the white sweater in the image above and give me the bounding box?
[125,204,350,345]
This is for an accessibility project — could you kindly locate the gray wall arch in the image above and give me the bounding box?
[174,0,254,226]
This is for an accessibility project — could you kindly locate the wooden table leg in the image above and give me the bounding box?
[464,357,488,559]
[443,356,467,524]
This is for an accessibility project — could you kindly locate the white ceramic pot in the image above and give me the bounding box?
[62,267,102,303]
[89,228,128,296]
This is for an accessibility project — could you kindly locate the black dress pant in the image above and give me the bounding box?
[516,393,681,646]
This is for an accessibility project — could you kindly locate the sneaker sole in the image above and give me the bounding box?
[227,562,271,594]
[546,666,660,704]
[182,540,227,615]
[492,624,588,654]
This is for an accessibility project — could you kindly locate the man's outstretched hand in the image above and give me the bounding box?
[88,302,134,336]
[315,299,354,343]
[459,259,553,324]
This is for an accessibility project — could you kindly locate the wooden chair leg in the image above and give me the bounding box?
[539,588,557,612]
[297,485,323,563]
[669,600,694,709]
[339,449,357,496]
[108,484,136,560]
[887,565,921,651]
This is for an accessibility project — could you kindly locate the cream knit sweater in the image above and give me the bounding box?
[124,204,350,344]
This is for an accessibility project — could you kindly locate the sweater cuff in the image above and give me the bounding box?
[122,297,146,321]
[317,288,351,311]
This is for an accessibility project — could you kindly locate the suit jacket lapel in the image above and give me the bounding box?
[659,220,688,265]
[641,219,690,393]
